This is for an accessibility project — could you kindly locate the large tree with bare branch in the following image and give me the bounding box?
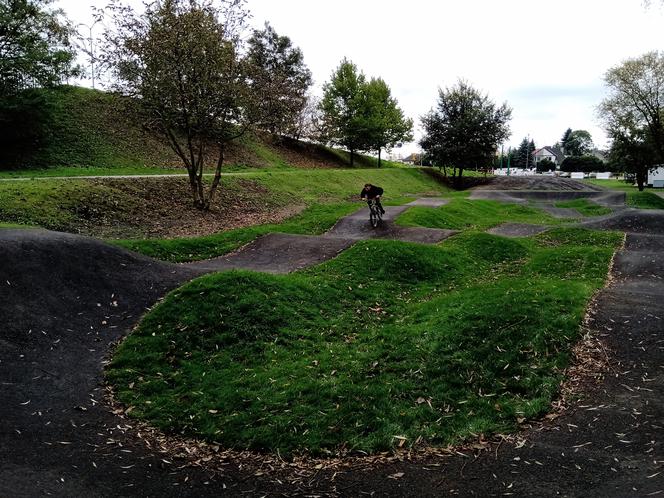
[102,0,252,210]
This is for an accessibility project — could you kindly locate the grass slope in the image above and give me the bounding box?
[114,168,445,260]
[554,199,612,216]
[0,85,403,173]
[107,227,622,456]
[395,198,562,231]
[583,179,664,209]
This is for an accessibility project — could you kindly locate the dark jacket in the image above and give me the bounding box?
[360,185,384,199]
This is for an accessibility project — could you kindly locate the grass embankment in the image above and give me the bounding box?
[107,227,622,456]
[0,168,442,241]
[584,179,664,209]
[114,168,444,261]
[395,198,562,231]
[0,85,403,174]
[554,199,612,217]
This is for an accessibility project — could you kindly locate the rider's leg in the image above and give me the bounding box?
[376,199,385,214]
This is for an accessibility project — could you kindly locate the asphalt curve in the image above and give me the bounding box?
[2,184,664,497]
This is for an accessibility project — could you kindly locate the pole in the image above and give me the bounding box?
[78,20,100,89]
[507,147,511,176]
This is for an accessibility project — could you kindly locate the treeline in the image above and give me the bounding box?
[1,0,412,208]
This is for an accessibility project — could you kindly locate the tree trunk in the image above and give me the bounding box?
[637,165,647,192]
[350,148,354,166]
[187,168,204,209]
[377,148,381,168]
[205,144,226,210]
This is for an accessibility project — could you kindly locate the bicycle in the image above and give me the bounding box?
[368,198,383,227]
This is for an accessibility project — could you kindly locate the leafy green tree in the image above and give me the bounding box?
[102,0,252,210]
[512,137,535,168]
[0,0,79,169]
[560,155,605,174]
[362,77,413,167]
[560,128,572,154]
[565,130,593,156]
[246,22,312,137]
[536,157,556,173]
[0,0,79,94]
[420,80,511,187]
[599,51,664,189]
[607,127,656,190]
[319,58,368,166]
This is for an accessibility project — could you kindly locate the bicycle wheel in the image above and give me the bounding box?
[369,206,378,227]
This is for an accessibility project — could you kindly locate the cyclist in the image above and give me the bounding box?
[360,183,385,214]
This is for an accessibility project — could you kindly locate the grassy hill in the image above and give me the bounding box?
[0,85,399,172]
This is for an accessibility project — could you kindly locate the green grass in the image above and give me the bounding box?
[107,227,622,456]
[626,192,664,209]
[113,168,447,261]
[116,202,358,261]
[554,199,612,216]
[395,198,560,231]
[0,166,186,178]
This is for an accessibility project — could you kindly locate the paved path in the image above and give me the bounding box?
[2,185,664,496]
[183,198,455,274]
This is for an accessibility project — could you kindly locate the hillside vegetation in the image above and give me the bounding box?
[0,168,445,239]
[0,86,400,172]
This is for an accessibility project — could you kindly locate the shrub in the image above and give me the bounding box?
[560,155,605,173]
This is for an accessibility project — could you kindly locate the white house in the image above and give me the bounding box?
[648,166,664,188]
[533,146,565,168]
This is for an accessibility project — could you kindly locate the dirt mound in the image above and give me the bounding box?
[470,189,625,206]
[0,229,216,497]
[185,233,355,274]
[474,176,604,191]
[486,223,550,237]
[324,205,456,243]
[579,208,664,234]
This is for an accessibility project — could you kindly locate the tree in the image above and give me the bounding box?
[560,155,605,174]
[599,51,664,190]
[420,80,511,187]
[565,130,593,156]
[319,58,368,166]
[0,0,79,95]
[536,158,556,173]
[362,77,413,167]
[102,0,252,210]
[513,137,535,169]
[607,127,656,190]
[246,22,312,137]
[0,0,80,169]
[560,128,572,154]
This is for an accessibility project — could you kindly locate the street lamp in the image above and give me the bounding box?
[78,19,101,89]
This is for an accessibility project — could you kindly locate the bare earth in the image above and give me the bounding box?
[2,180,664,497]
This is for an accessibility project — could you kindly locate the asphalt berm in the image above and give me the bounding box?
[2,180,663,497]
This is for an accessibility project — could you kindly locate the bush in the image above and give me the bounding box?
[560,155,605,173]
[536,158,556,172]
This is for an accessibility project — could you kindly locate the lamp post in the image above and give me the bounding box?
[78,19,101,89]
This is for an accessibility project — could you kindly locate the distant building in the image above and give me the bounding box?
[401,153,421,165]
[648,166,664,188]
[533,146,565,167]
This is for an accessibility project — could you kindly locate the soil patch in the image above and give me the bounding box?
[71,177,300,239]
[487,222,550,237]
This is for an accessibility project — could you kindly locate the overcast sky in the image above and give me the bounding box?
[58,0,664,155]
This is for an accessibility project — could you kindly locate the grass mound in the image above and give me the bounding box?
[627,192,664,210]
[396,199,560,231]
[107,228,622,456]
[554,199,611,216]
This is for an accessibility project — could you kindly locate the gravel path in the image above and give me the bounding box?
[2,188,664,497]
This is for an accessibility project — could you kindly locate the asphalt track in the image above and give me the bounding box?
[2,180,664,497]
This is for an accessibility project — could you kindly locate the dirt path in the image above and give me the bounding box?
[183,198,455,273]
[2,186,664,497]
